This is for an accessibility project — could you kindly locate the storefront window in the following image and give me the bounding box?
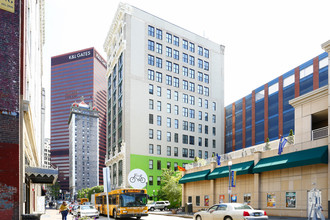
[204,195,209,206]
[267,193,276,207]
[244,193,251,205]
[286,192,296,208]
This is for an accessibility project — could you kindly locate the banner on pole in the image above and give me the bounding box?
[103,167,111,193]
[231,171,236,187]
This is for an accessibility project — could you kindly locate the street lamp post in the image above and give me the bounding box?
[228,161,232,203]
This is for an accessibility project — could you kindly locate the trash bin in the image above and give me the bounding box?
[185,203,193,213]
[21,214,41,220]
[182,206,185,213]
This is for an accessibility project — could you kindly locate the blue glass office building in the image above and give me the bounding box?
[225,52,328,153]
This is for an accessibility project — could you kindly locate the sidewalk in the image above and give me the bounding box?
[41,208,75,220]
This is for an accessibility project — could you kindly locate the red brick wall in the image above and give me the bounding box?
[294,67,300,98]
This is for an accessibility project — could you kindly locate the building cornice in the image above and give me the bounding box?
[289,86,328,108]
[321,40,330,53]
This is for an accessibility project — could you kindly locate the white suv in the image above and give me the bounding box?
[147,201,170,211]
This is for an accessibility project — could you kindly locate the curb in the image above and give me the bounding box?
[151,212,193,219]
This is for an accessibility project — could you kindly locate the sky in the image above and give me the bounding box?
[43,0,330,138]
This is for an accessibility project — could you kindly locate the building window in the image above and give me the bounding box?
[157,101,161,111]
[167,147,171,156]
[156,72,162,82]
[167,132,171,142]
[198,59,203,68]
[198,85,203,94]
[157,86,161,97]
[269,83,279,95]
[149,160,153,169]
[182,148,188,157]
[148,69,154,80]
[148,25,154,37]
[174,92,178,101]
[189,109,195,118]
[167,117,171,127]
[196,196,200,206]
[174,105,179,115]
[183,94,188,103]
[173,77,179,87]
[198,124,202,132]
[157,176,161,185]
[157,115,162,126]
[166,47,172,57]
[189,42,195,52]
[182,66,188,76]
[167,89,171,99]
[157,130,162,140]
[212,114,216,123]
[212,102,216,111]
[174,162,178,170]
[205,125,209,134]
[198,72,203,81]
[174,119,179,129]
[204,49,209,58]
[149,114,153,124]
[204,151,208,159]
[173,63,179,74]
[212,139,216,148]
[149,99,154,109]
[173,50,179,60]
[182,135,188,144]
[204,74,209,83]
[189,122,195,132]
[189,136,195,145]
[189,55,195,66]
[183,80,188,90]
[174,148,178,157]
[182,107,188,117]
[148,40,154,51]
[183,39,188,49]
[283,75,294,87]
[156,29,162,39]
[157,145,161,155]
[156,43,162,54]
[183,53,188,63]
[198,150,202,159]
[165,75,172,86]
[173,36,179,46]
[189,69,195,79]
[157,160,161,170]
[189,149,195,158]
[205,112,209,121]
[149,129,153,139]
[198,98,202,107]
[148,55,154,66]
[255,90,264,101]
[174,133,178,143]
[205,99,208,109]
[183,121,188,130]
[166,61,172,71]
[198,137,202,146]
[189,95,195,105]
[149,176,153,185]
[204,87,209,96]
[198,46,203,56]
[189,82,195,92]
[205,138,209,147]
[149,144,154,154]
[166,33,172,43]
[204,61,209,70]
[156,57,162,68]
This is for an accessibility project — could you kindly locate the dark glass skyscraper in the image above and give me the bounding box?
[51,48,107,191]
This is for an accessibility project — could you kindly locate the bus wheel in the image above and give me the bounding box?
[113,209,118,219]
[137,217,141,219]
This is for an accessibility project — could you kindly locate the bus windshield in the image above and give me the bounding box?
[120,193,147,207]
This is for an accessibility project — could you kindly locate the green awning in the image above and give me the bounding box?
[207,160,254,180]
[179,169,210,184]
[253,145,328,173]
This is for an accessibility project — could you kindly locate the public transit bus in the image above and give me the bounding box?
[94,188,148,219]
[77,198,89,205]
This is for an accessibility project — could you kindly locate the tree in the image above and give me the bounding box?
[77,185,104,201]
[158,169,182,209]
[48,181,61,200]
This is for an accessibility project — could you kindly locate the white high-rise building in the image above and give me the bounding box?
[104,3,224,195]
[68,98,99,198]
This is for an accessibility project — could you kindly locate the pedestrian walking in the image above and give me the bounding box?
[59,201,69,220]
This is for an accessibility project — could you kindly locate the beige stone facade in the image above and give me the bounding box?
[181,40,330,218]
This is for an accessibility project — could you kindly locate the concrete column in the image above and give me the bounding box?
[181,171,186,207]
[253,151,262,209]
[210,162,216,205]
[321,39,330,218]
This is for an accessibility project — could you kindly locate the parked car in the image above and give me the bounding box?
[194,203,268,220]
[55,201,63,210]
[147,201,169,211]
[73,205,99,218]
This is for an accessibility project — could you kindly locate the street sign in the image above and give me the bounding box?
[128,169,147,189]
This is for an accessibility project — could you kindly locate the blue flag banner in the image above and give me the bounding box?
[278,136,287,155]
[231,171,236,187]
[216,154,221,166]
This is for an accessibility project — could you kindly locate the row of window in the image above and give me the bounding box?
[149,83,209,97]
[148,25,210,58]
[148,41,210,70]
[148,130,216,147]
[148,54,209,71]
[148,68,209,84]
[148,144,215,158]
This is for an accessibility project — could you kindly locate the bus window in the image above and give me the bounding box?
[119,194,147,207]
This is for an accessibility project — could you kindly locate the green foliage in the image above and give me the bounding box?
[157,169,182,209]
[48,181,61,200]
[266,137,269,143]
[289,129,294,136]
[77,185,104,201]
